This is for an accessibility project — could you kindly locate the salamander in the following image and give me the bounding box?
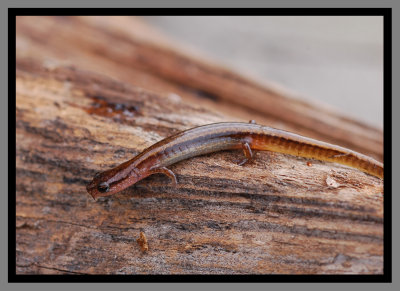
[86,121,383,199]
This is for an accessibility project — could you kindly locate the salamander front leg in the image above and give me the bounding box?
[149,166,178,186]
[237,142,254,166]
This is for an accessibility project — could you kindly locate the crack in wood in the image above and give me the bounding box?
[35,264,89,274]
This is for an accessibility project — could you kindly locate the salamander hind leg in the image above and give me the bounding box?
[237,142,254,166]
[149,166,178,186]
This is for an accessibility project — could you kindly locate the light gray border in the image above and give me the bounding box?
[2,1,398,291]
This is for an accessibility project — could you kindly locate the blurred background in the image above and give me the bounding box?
[143,16,383,129]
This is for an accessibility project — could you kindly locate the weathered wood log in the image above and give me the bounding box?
[16,16,383,161]
[16,60,383,274]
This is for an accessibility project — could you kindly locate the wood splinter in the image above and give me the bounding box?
[137,232,149,252]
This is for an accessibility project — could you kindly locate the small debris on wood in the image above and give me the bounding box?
[326,176,340,188]
[137,232,149,252]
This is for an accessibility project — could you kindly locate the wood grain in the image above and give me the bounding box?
[16,60,383,274]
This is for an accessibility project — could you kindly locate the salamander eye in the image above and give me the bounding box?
[97,182,110,193]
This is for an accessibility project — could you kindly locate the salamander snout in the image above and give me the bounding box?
[86,171,113,199]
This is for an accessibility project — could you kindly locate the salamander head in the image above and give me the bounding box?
[86,165,144,199]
